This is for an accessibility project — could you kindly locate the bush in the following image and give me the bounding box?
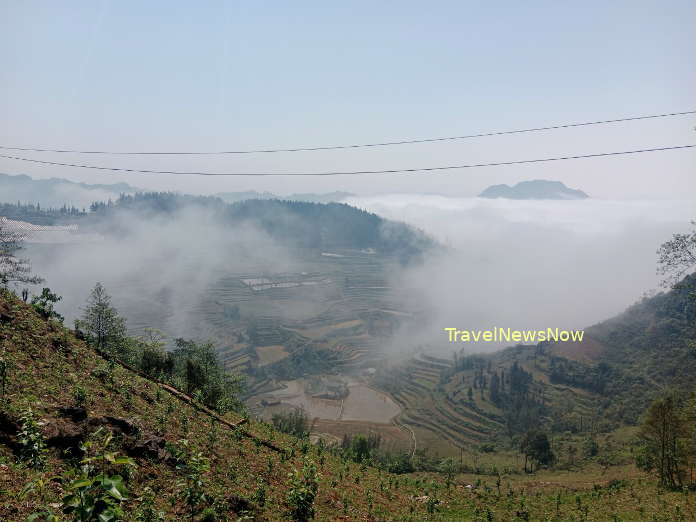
[287,458,319,521]
[18,408,47,469]
[272,409,309,438]
[31,288,63,322]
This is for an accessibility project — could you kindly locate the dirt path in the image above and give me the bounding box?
[394,418,417,459]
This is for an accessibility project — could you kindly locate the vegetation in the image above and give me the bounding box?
[519,430,555,472]
[286,458,319,521]
[657,219,696,287]
[75,283,127,355]
[0,217,43,287]
[1,208,695,518]
[271,409,309,439]
[17,408,47,469]
[635,393,695,490]
[5,286,696,519]
[31,288,64,323]
[61,428,136,521]
[0,201,85,226]
[73,283,244,415]
[81,191,434,263]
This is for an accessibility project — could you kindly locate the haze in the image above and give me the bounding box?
[1,1,695,198]
[348,195,696,351]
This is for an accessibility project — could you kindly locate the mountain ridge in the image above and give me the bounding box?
[479,179,589,200]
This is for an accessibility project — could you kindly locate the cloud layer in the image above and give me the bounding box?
[347,194,695,351]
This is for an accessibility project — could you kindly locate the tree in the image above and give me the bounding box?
[657,220,696,288]
[490,372,501,404]
[77,283,127,355]
[138,329,173,378]
[0,218,43,287]
[272,409,309,438]
[520,430,555,472]
[171,338,245,413]
[30,287,64,322]
[636,395,685,489]
[438,457,458,488]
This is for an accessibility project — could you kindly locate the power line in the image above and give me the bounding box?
[1,110,694,155]
[1,144,694,176]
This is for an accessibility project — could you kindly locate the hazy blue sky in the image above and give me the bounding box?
[2,1,695,198]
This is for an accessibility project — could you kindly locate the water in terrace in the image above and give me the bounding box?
[257,377,401,424]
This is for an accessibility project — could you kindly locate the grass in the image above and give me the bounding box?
[1,290,693,520]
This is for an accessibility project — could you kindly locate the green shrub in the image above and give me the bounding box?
[61,428,137,521]
[287,458,319,521]
[18,408,47,469]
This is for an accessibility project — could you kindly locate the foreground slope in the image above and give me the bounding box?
[0,290,692,520]
[0,290,423,520]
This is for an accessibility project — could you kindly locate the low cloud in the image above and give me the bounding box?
[347,194,695,352]
[26,206,299,339]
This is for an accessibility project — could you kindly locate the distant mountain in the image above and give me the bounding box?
[0,173,354,209]
[215,190,277,203]
[216,190,354,204]
[479,180,589,200]
[286,191,355,203]
[0,173,138,208]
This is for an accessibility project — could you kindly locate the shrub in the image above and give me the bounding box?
[173,439,211,520]
[61,428,136,521]
[31,288,64,322]
[272,408,309,438]
[18,408,47,469]
[287,458,320,521]
[73,386,88,408]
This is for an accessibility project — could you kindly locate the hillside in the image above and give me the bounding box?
[2,290,692,520]
[216,191,354,204]
[379,274,696,451]
[478,180,589,200]
[0,289,423,520]
[83,193,434,262]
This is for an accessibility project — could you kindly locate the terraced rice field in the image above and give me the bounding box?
[377,353,505,455]
[255,344,289,366]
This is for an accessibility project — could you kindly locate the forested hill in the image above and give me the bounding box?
[89,192,435,262]
[544,273,696,423]
[424,274,696,444]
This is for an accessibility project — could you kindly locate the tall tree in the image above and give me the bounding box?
[657,220,696,288]
[490,372,501,404]
[0,219,43,287]
[636,395,685,489]
[77,283,127,355]
[520,430,555,472]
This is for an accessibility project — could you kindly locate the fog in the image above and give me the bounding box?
[21,194,695,356]
[347,194,696,352]
[0,174,132,209]
[26,206,300,339]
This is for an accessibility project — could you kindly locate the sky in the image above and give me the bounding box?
[1,1,695,198]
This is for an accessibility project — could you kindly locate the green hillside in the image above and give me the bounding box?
[2,288,692,520]
[379,274,696,450]
[86,192,434,262]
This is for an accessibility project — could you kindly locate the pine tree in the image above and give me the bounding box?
[636,395,685,489]
[77,283,127,354]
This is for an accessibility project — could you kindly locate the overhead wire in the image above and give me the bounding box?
[0,144,694,176]
[0,110,694,155]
